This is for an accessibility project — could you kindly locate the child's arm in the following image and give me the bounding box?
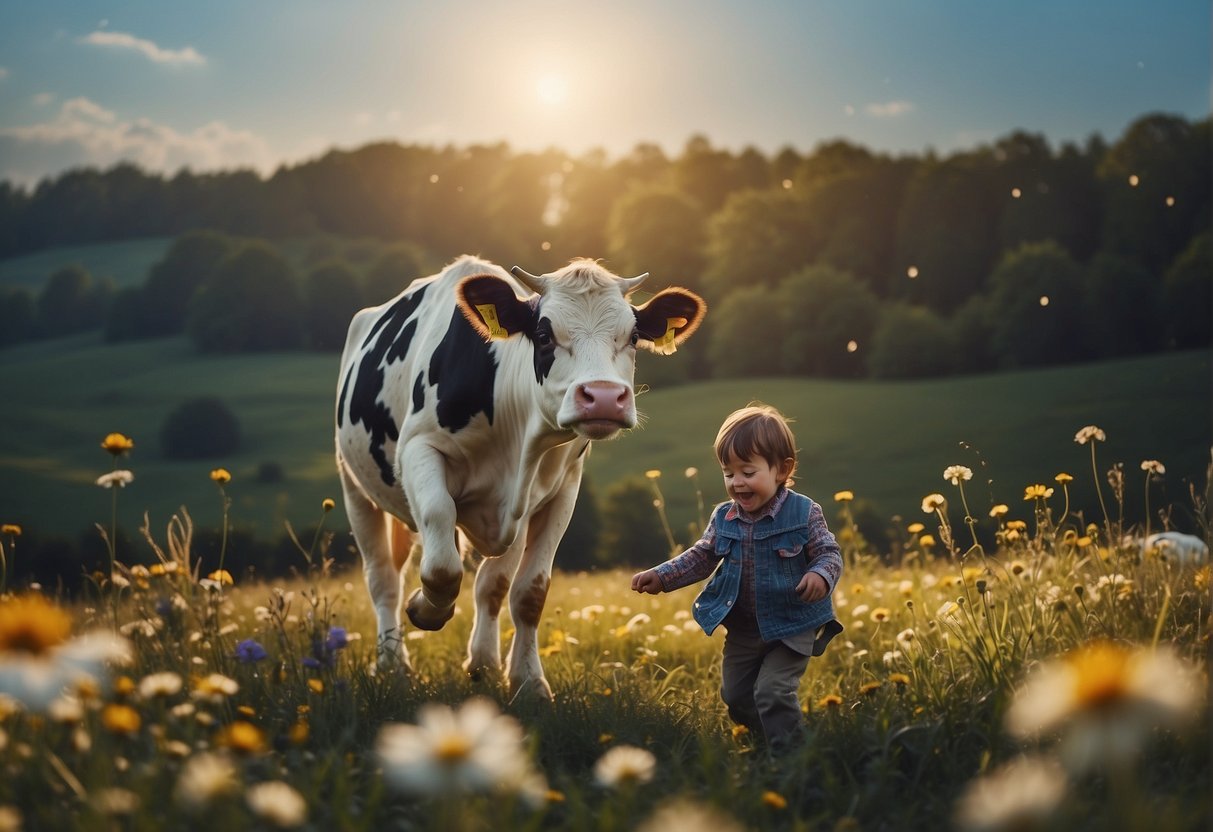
[801,500,843,596]
[631,570,664,594]
[630,514,721,595]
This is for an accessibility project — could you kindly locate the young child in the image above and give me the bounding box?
[631,403,843,749]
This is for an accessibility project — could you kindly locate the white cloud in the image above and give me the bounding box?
[79,30,206,66]
[865,100,915,118]
[0,67,9,81]
[32,93,56,108]
[0,97,273,185]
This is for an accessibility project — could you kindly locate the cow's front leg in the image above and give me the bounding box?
[400,441,463,631]
[506,478,580,701]
[464,540,523,681]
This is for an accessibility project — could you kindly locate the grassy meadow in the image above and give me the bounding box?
[0,331,1207,548]
[0,489,1206,830]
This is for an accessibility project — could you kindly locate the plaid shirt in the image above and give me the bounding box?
[657,487,844,605]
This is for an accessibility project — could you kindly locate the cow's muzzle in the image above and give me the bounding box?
[568,382,634,439]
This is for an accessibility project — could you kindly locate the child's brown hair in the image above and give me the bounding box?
[713,403,798,484]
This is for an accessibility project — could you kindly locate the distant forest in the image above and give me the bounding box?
[1,111,1208,380]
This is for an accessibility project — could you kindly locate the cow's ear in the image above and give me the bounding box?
[457,274,535,341]
[633,288,707,355]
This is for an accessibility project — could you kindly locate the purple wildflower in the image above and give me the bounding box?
[325,626,349,652]
[235,638,268,663]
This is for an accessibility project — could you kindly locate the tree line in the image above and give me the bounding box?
[0,112,1208,377]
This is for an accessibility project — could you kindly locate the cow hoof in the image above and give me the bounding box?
[509,676,554,704]
[405,588,455,631]
[463,658,503,684]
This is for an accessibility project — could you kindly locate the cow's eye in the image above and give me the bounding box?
[629,331,640,347]
[536,330,553,347]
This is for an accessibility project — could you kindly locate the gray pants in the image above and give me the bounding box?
[720,625,812,745]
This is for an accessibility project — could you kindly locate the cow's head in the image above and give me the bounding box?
[456,260,705,440]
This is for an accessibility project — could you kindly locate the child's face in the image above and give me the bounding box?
[721,452,792,513]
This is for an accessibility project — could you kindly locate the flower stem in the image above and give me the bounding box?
[1090,442,1112,542]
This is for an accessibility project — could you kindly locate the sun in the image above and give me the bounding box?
[535,72,569,107]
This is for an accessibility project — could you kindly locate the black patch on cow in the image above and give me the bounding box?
[531,315,556,384]
[411,370,425,413]
[428,306,497,433]
[336,364,354,428]
[348,285,430,485]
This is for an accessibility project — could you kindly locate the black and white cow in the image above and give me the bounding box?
[335,256,705,698]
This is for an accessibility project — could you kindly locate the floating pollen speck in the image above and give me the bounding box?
[1039,296,1050,307]
[906,266,919,278]
[846,340,858,353]
[1011,187,1022,198]
[1128,174,1139,187]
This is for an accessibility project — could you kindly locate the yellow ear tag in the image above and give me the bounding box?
[475,304,509,339]
[651,316,688,355]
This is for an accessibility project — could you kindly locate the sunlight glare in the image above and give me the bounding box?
[536,73,569,106]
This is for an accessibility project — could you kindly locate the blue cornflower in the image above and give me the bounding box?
[235,638,268,663]
[325,626,349,652]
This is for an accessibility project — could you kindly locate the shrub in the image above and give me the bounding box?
[186,242,303,353]
[778,264,879,378]
[867,303,958,379]
[597,477,671,568]
[160,396,242,459]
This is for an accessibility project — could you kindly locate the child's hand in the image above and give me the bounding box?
[631,569,663,595]
[796,571,828,602]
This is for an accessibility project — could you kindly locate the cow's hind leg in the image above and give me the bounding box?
[400,440,463,630]
[340,461,412,669]
[464,540,524,682]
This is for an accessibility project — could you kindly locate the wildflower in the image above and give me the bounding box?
[761,790,788,809]
[100,433,135,456]
[593,745,656,788]
[0,594,131,711]
[919,534,936,548]
[988,504,1008,518]
[246,781,307,828]
[907,522,925,534]
[1140,460,1165,476]
[206,570,234,586]
[645,469,661,479]
[216,721,267,754]
[377,697,543,797]
[858,681,882,697]
[0,807,19,832]
[636,798,744,832]
[834,490,854,502]
[1054,472,1073,484]
[1004,640,1201,773]
[870,607,891,623]
[953,755,1067,832]
[943,465,973,485]
[684,467,698,478]
[192,673,239,703]
[0,525,19,537]
[325,626,349,652]
[921,493,946,513]
[896,628,916,649]
[95,470,134,489]
[1023,484,1053,500]
[322,498,336,512]
[209,468,231,485]
[1074,425,1106,445]
[174,752,239,810]
[307,679,324,694]
[816,694,843,710]
[1009,560,1027,576]
[48,695,84,723]
[101,704,141,735]
[234,639,267,663]
[888,673,911,688]
[92,788,140,817]
[138,671,183,699]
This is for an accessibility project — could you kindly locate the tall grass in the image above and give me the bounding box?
[0,439,1207,831]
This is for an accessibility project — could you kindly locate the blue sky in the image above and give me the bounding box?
[0,0,1208,186]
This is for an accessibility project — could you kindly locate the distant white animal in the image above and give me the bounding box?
[1126,531,1209,566]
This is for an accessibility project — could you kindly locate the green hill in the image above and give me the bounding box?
[0,237,175,291]
[0,333,1208,548]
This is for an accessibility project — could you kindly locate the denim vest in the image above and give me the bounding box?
[692,492,838,642]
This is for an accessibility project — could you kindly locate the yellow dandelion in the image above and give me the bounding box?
[209,468,231,484]
[289,719,310,744]
[100,433,135,456]
[888,673,910,687]
[101,704,141,735]
[870,607,891,623]
[907,522,925,534]
[545,789,566,803]
[919,534,936,548]
[817,693,843,710]
[761,790,788,810]
[834,490,854,502]
[206,569,234,586]
[307,678,324,694]
[1193,566,1209,592]
[1007,520,1027,531]
[322,498,336,512]
[645,470,661,480]
[684,467,698,478]
[113,675,136,696]
[1077,536,1092,548]
[216,720,267,754]
[598,733,614,745]
[921,493,946,513]
[0,525,20,537]
[858,681,882,697]
[1023,484,1053,500]
[1055,472,1073,484]
[988,504,1008,518]
[731,724,749,739]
